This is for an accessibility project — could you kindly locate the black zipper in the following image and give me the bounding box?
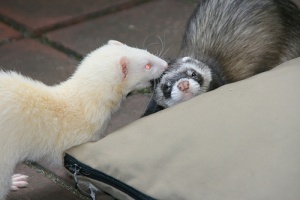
[64,153,156,200]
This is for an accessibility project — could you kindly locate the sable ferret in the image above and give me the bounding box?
[0,40,167,199]
[143,0,300,116]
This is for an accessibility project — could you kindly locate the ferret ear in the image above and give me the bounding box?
[120,56,128,80]
[108,40,124,46]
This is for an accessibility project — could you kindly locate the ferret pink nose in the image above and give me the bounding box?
[163,62,168,70]
[177,81,189,91]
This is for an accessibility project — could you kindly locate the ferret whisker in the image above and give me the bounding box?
[156,50,160,57]
[143,34,154,49]
[146,42,159,51]
[161,32,168,58]
[155,35,165,58]
[160,46,171,59]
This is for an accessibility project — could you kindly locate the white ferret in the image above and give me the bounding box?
[0,40,167,199]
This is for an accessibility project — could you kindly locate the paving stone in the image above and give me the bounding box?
[0,0,146,35]
[0,22,22,44]
[7,163,83,200]
[45,0,197,58]
[0,39,77,85]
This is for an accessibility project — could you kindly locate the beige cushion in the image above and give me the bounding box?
[65,57,300,200]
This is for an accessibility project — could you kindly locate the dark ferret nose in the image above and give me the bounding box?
[177,80,189,91]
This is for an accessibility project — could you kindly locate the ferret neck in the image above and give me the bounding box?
[58,72,126,123]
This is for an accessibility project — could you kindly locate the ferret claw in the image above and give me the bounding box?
[11,174,29,191]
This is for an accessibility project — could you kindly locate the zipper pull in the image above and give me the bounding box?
[89,183,99,200]
[67,163,99,199]
[71,164,81,189]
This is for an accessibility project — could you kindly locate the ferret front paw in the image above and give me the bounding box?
[11,174,29,191]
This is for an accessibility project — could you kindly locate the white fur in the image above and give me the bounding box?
[182,57,190,62]
[0,40,167,199]
[166,78,201,107]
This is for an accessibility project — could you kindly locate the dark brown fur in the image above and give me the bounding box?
[143,0,300,116]
[181,0,300,82]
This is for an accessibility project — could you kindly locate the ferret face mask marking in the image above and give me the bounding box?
[154,57,212,107]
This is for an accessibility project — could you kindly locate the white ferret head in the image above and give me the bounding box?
[74,40,168,95]
[154,57,212,108]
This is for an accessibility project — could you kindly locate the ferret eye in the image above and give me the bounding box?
[192,72,197,77]
[163,84,171,91]
[145,64,152,70]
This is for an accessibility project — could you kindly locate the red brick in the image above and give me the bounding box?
[0,0,146,35]
[0,39,77,85]
[0,22,22,43]
[45,0,197,58]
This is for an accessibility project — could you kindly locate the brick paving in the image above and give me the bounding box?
[0,22,21,44]
[0,0,146,36]
[45,0,196,58]
[1,0,299,199]
[0,0,196,199]
[0,39,77,85]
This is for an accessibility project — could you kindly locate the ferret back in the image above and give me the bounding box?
[181,0,300,82]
